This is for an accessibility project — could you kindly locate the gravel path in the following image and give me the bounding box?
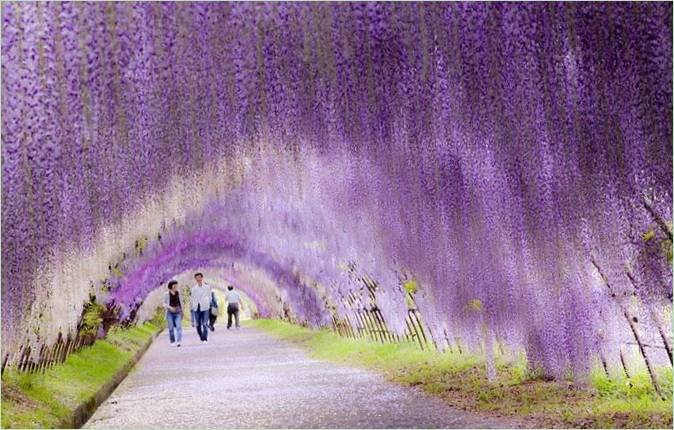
[85,324,516,428]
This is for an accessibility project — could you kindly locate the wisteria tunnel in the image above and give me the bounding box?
[1,1,672,394]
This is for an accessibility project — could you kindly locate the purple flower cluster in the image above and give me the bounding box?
[2,3,671,378]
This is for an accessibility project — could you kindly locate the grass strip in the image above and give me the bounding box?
[247,319,672,429]
[1,321,161,429]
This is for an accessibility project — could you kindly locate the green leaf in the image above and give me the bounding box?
[403,280,418,294]
[642,229,655,241]
[467,299,483,311]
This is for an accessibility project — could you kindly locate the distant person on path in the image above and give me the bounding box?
[208,290,219,331]
[163,280,183,347]
[226,285,242,329]
[190,273,212,343]
[188,289,196,328]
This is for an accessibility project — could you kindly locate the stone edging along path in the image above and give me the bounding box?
[60,329,161,429]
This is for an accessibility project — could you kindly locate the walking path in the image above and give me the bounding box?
[86,324,516,428]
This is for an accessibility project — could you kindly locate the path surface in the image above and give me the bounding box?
[86,324,516,428]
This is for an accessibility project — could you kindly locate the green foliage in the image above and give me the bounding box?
[135,237,149,255]
[591,367,672,400]
[80,301,105,337]
[642,229,655,241]
[466,299,483,312]
[403,280,418,294]
[148,307,165,327]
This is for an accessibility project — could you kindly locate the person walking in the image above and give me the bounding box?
[208,290,219,331]
[190,273,212,343]
[163,280,183,347]
[225,285,242,329]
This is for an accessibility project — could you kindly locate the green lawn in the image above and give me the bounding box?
[1,321,161,429]
[247,319,673,429]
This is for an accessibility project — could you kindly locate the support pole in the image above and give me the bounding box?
[592,258,664,399]
[625,270,672,365]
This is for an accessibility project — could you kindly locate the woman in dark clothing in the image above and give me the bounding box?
[164,280,183,346]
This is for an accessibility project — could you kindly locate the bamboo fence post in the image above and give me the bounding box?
[409,309,428,349]
[62,337,71,363]
[364,310,383,343]
[16,347,23,372]
[360,310,373,341]
[19,346,30,372]
[27,347,36,373]
[43,344,51,373]
[599,352,610,377]
[47,343,56,370]
[45,344,53,370]
[619,345,631,379]
[16,346,24,372]
[346,293,363,338]
[52,341,60,367]
[406,293,431,349]
[370,309,386,342]
[352,310,365,339]
[379,309,398,343]
[24,347,31,372]
[409,309,430,349]
[344,314,356,338]
[38,344,47,373]
[338,319,348,338]
[406,311,424,350]
[371,308,393,343]
[356,310,372,340]
[342,317,354,339]
[1,352,9,375]
[344,314,359,339]
[342,320,351,338]
[443,328,454,353]
[403,318,413,343]
[361,282,383,343]
[455,337,463,355]
[404,315,416,344]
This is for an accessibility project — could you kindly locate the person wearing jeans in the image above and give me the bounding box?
[225,285,243,329]
[190,272,212,343]
[164,280,183,347]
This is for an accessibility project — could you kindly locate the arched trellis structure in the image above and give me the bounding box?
[106,215,330,328]
[1,2,671,387]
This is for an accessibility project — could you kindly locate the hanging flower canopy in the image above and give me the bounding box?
[1,2,671,379]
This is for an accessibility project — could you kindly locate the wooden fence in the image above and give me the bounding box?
[1,332,96,376]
